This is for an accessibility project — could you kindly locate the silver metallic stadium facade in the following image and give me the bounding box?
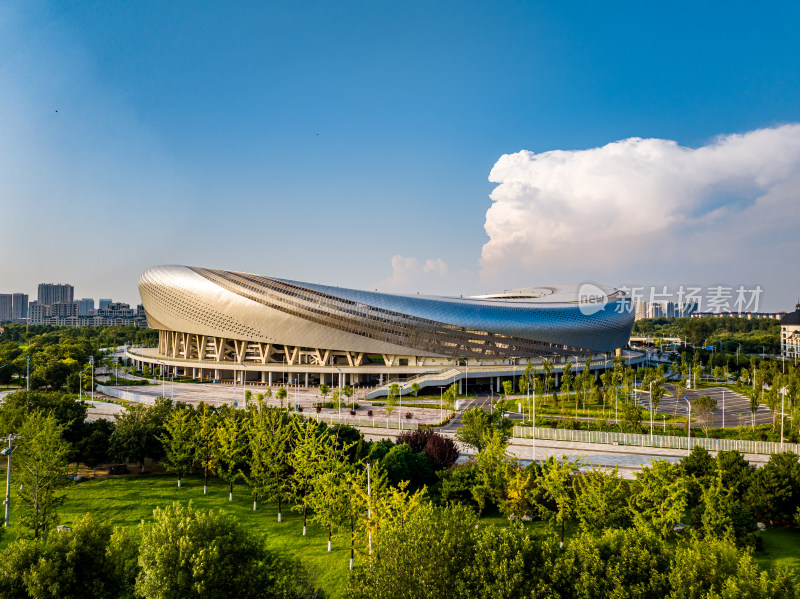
[131,265,635,388]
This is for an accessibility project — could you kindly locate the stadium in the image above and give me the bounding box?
[127,265,637,396]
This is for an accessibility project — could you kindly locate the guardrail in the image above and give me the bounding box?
[512,426,799,456]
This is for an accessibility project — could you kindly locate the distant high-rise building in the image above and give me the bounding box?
[99,298,112,310]
[77,298,95,316]
[633,301,647,321]
[679,301,698,318]
[11,293,28,320]
[29,302,51,324]
[51,302,78,318]
[98,302,135,318]
[0,295,11,321]
[38,283,74,307]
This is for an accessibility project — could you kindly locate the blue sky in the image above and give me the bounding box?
[2,1,799,310]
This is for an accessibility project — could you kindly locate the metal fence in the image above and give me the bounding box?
[512,426,799,456]
[96,384,419,430]
[312,413,419,431]
[96,384,155,405]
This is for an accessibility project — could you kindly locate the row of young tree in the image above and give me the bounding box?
[492,353,800,441]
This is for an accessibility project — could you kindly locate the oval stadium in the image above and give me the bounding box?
[128,265,636,397]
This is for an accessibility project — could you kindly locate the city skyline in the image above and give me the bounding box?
[2,2,799,310]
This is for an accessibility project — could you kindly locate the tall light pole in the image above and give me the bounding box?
[89,356,95,407]
[531,385,536,463]
[2,434,17,527]
[334,367,342,421]
[780,386,786,451]
[684,396,692,456]
[649,379,653,442]
[26,356,30,392]
[398,384,403,430]
[79,366,91,404]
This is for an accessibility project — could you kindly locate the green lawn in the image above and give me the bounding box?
[756,527,800,574]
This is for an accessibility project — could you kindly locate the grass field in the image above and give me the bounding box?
[0,472,798,597]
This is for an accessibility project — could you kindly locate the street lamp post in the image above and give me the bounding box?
[79,366,91,405]
[334,367,342,421]
[26,356,30,392]
[2,434,17,527]
[399,384,403,430]
[89,356,94,407]
[532,385,536,463]
[684,396,692,456]
[649,380,653,442]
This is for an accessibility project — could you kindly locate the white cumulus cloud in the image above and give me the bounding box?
[480,125,800,309]
[378,255,473,294]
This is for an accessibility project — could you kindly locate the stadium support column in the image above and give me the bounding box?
[268,372,272,385]
[261,371,266,383]
[304,373,308,387]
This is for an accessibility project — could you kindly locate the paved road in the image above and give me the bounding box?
[645,384,772,428]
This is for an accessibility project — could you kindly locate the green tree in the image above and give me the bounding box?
[15,412,70,539]
[410,382,420,397]
[693,394,717,438]
[455,407,512,453]
[385,386,398,417]
[319,383,329,402]
[214,408,248,501]
[473,430,515,517]
[289,418,332,536]
[246,405,293,518]
[669,535,798,599]
[136,502,314,599]
[0,513,138,599]
[160,408,196,487]
[345,503,477,599]
[275,386,288,409]
[380,443,434,492]
[502,379,513,399]
[745,451,800,525]
[343,384,355,406]
[574,467,631,532]
[748,387,761,430]
[442,383,457,412]
[628,460,687,538]
[563,527,671,599]
[110,404,163,473]
[697,473,759,549]
[534,455,582,547]
[193,403,218,494]
[309,466,350,552]
[74,418,114,475]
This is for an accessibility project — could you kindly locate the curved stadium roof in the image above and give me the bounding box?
[139,265,634,359]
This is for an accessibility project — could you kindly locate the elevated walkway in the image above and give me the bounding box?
[364,351,647,398]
